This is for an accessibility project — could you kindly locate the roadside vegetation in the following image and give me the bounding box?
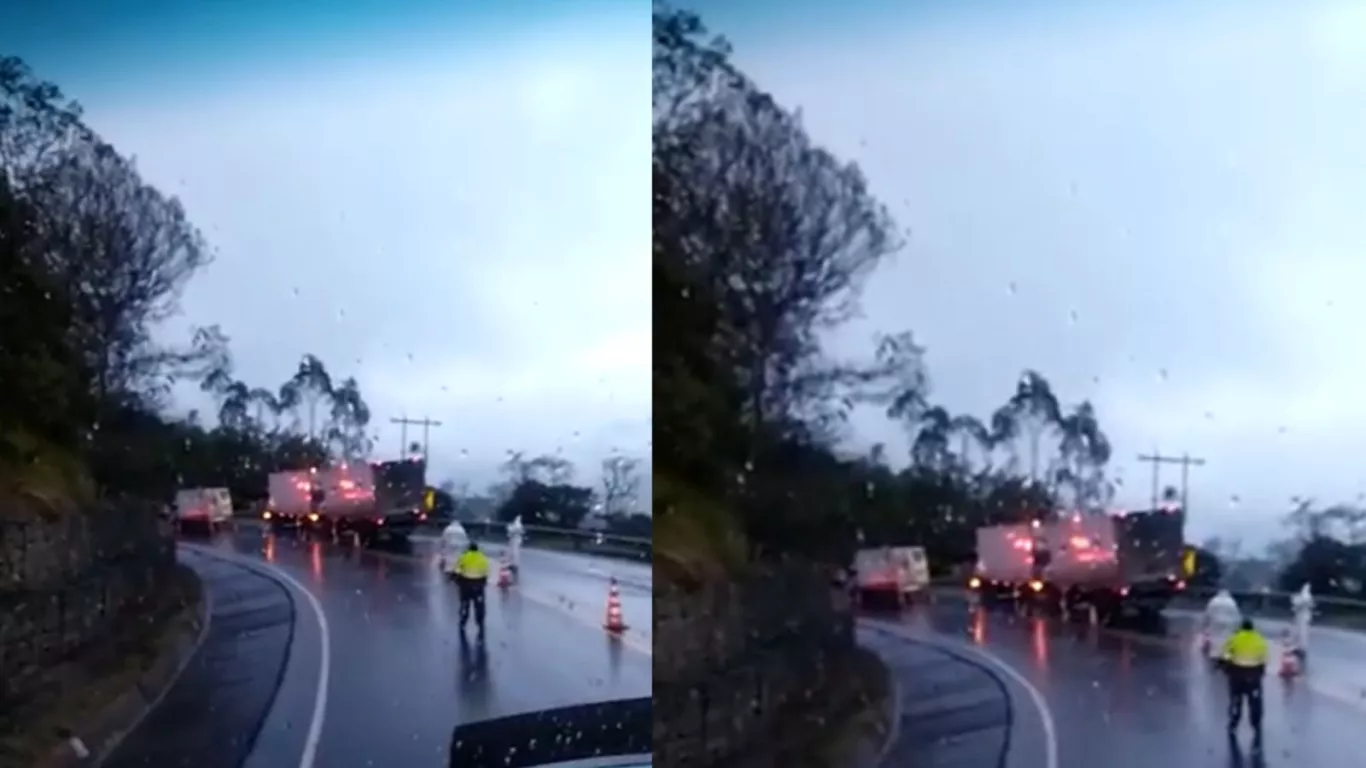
[650,4,1363,597]
[0,56,369,515]
[1,57,650,532]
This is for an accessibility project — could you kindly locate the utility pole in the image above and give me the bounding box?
[390,416,443,460]
[1136,451,1207,511]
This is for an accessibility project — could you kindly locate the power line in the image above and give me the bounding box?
[390,416,443,460]
[1136,451,1206,512]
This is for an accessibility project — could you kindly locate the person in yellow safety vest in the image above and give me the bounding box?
[454,542,491,637]
[1221,618,1268,747]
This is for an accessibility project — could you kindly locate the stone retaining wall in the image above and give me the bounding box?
[654,562,856,766]
[0,501,176,721]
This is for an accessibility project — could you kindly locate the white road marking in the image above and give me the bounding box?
[184,543,331,768]
[260,563,332,768]
[866,620,1057,768]
[961,642,1059,768]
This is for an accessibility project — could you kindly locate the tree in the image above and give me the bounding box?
[2,56,219,511]
[994,371,1061,484]
[497,480,594,530]
[948,414,992,475]
[279,354,333,440]
[1054,401,1112,510]
[655,1,911,571]
[650,5,1136,585]
[27,139,214,401]
[1277,535,1366,598]
[325,377,371,459]
[910,407,952,472]
[601,455,643,517]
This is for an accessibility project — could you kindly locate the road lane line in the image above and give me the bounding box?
[261,564,331,768]
[183,542,332,768]
[946,642,1058,768]
[860,618,1056,768]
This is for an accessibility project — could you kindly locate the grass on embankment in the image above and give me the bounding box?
[808,646,896,768]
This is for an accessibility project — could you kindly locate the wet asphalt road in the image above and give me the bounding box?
[870,599,1366,768]
[199,526,652,768]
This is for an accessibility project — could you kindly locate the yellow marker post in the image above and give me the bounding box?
[424,488,435,511]
[1182,548,1196,577]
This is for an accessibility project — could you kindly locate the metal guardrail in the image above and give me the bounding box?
[457,520,652,565]
[925,578,1366,629]
[1169,586,1366,628]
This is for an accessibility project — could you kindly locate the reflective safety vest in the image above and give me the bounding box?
[1222,629,1268,667]
[455,550,490,579]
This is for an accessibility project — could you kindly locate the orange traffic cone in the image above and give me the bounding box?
[1278,644,1300,678]
[603,577,628,634]
[497,558,513,588]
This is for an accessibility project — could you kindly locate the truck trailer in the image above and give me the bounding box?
[968,507,1188,622]
[262,458,429,545]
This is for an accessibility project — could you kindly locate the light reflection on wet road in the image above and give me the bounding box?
[874,598,1366,768]
[205,527,651,768]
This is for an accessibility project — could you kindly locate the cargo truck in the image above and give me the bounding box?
[968,507,1189,622]
[261,458,429,545]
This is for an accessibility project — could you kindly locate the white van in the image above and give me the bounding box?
[175,487,233,532]
[854,546,930,606]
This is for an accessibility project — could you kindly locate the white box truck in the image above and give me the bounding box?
[968,508,1188,622]
[175,487,233,533]
[262,459,428,545]
[853,545,930,608]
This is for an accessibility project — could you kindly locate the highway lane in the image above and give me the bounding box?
[204,527,651,768]
[406,534,653,651]
[1165,611,1366,709]
[876,599,1366,768]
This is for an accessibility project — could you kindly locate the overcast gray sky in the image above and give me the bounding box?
[692,0,1366,547]
[4,3,650,495]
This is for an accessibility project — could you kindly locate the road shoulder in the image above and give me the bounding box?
[859,621,1040,768]
[99,547,299,768]
[813,645,896,768]
[6,563,209,768]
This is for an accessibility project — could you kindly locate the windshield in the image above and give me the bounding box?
[1,3,649,767]
[654,1,1366,766]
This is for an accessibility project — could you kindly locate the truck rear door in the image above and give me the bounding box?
[974,524,1035,583]
[854,548,902,592]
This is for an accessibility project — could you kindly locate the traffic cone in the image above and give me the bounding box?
[603,577,628,634]
[1278,642,1300,678]
[497,557,513,588]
